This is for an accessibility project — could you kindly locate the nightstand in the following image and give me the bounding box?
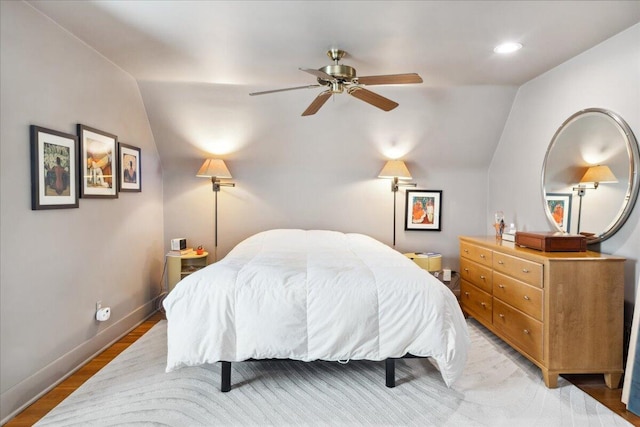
[166,251,208,291]
[403,252,441,272]
[405,252,460,300]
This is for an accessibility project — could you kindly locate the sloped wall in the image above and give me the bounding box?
[0,2,165,421]
[488,23,639,303]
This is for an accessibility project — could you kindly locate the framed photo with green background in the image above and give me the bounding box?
[118,143,141,192]
[405,190,442,231]
[77,124,118,199]
[30,125,79,210]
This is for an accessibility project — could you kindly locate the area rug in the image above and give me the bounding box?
[35,319,630,426]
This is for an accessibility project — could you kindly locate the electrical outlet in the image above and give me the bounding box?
[443,269,452,281]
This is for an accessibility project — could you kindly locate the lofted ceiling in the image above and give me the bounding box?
[28,1,640,88]
[25,1,640,173]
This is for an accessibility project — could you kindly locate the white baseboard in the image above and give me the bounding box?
[1,300,157,425]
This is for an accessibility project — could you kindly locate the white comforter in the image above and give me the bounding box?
[163,229,469,386]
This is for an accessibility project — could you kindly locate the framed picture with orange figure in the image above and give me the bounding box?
[405,190,442,231]
[545,193,572,233]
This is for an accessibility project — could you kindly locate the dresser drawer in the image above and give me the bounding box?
[460,258,493,293]
[460,241,493,267]
[493,272,543,321]
[493,252,543,287]
[493,299,543,361]
[461,280,492,325]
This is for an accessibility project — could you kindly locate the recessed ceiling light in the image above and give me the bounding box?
[494,42,523,54]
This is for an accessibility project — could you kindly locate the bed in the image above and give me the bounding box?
[163,229,469,390]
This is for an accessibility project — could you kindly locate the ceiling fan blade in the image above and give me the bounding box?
[348,87,398,111]
[302,91,332,116]
[249,85,321,96]
[299,67,334,81]
[356,73,423,86]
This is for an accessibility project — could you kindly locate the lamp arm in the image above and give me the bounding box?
[391,177,417,192]
[211,177,236,192]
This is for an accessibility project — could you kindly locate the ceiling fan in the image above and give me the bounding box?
[249,49,423,116]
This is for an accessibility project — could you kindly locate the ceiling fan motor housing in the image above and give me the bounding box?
[318,64,356,84]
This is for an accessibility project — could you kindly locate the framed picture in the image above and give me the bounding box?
[78,124,118,198]
[30,125,79,210]
[118,143,141,192]
[545,193,572,233]
[405,190,442,231]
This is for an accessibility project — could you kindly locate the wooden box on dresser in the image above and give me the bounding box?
[459,236,625,389]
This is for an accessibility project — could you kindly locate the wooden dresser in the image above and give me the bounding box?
[459,236,625,388]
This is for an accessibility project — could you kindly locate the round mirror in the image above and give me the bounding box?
[541,108,639,244]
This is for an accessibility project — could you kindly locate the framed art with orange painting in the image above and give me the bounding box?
[545,193,572,233]
[405,190,442,231]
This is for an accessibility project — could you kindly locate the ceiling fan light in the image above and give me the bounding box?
[493,42,523,54]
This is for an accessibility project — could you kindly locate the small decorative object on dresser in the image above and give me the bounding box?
[515,231,586,252]
[459,235,625,388]
[501,223,517,242]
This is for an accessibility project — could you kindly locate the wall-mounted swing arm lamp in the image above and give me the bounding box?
[197,158,236,192]
[197,159,235,261]
[572,164,617,234]
[378,160,417,246]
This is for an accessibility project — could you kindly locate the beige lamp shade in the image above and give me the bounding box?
[378,160,412,180]
[579,165,617,185]
[197,158,232,179]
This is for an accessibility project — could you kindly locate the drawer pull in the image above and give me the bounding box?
[464,249,469,253]
[498,314,505,318]
[464,292,470,296]
[522,268,530,273]
[498,284,505,289]
[480,302,487,308]
[480,275,486,280]
[523,295,530,300]
[480,254,486,258]
[523,329,530,335]
[498,260,504,265]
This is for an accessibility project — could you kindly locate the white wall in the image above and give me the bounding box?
[0,2,165,422]
[488,24,640,303]
[140,81,517,270]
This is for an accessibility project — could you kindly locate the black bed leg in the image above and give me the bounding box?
[221,361,231,392]
[385,359,396,388]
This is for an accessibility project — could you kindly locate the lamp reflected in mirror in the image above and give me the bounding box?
[572,165,617,234]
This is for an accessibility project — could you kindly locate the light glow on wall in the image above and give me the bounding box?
[196,138,239,156]
[375,138,414,160]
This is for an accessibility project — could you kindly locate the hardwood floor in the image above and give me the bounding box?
[5,311,640,426]
[5,312,165,427]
